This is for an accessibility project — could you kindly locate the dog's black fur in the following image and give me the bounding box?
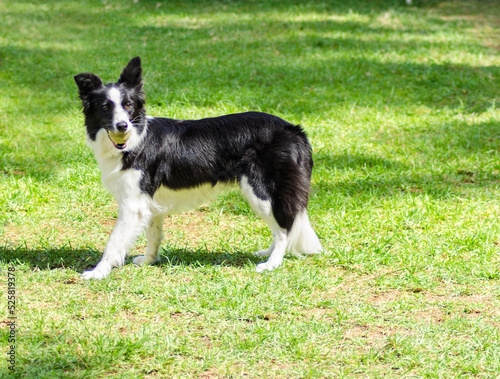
[121,113,313,231]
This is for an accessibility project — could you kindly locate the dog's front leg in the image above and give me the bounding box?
[82,202,151,280]
[133,213,165,266]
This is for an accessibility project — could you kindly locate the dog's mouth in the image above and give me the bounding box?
[107,131,131,150]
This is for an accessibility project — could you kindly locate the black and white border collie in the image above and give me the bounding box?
[74,57,322,279]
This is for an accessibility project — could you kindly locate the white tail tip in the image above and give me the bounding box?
[286,211,322,256]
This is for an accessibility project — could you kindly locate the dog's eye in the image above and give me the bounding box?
[102,104,110,112]
[124,102,133,110]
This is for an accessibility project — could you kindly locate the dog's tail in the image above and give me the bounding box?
[286,211,322,256]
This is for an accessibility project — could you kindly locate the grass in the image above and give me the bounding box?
[1,0,500,377]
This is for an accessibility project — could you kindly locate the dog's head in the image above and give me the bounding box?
[74,57,146,151]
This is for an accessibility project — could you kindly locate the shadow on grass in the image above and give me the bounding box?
[1,334,155,379]
[158,247,263,268]
[0,245,263,272]
[0,357,90,379]
[0,246,101,272]
[313,156,500,205]
[312,118,500,202]
[1,0,498,180]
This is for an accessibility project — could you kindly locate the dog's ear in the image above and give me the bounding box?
[118,56,142,88]
[74,73,103,96]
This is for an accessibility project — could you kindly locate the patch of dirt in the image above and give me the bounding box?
[368,289,405,304]
[412,306,445,324]
[162,210,243,248]
[170,311,202,319]
[344,324,403,343]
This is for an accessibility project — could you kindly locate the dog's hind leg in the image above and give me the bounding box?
[81,200,151,280]
[240,176,289,272]
[254,240,274,257]
[256,224,288,272]
[133,213,165,266]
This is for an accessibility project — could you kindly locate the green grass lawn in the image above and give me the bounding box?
[1,0,500,377]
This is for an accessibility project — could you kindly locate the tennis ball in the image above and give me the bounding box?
[108,131,131,145]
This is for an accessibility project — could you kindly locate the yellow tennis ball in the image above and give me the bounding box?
[108,131,131,144]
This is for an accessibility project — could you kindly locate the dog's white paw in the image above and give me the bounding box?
[256,261,279,273]
[132,255,146,266]
[81,268,109,280]
[132,255,159,266]
[254,249,271,258]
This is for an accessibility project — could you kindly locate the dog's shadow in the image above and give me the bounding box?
[0,245,263,273]
[155,247,263,268]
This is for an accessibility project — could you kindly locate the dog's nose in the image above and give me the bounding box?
[116,122,128,133]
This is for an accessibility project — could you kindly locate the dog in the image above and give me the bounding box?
[74,57,322,279]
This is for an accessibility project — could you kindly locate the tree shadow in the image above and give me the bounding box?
[0,355,91,379]
[312,118,500,203]
[1,0,497,180]
[3,0,497,116]
[2,0,499,257]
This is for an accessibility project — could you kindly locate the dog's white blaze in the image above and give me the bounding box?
[107,86,122,104]
[107,87,132,131]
